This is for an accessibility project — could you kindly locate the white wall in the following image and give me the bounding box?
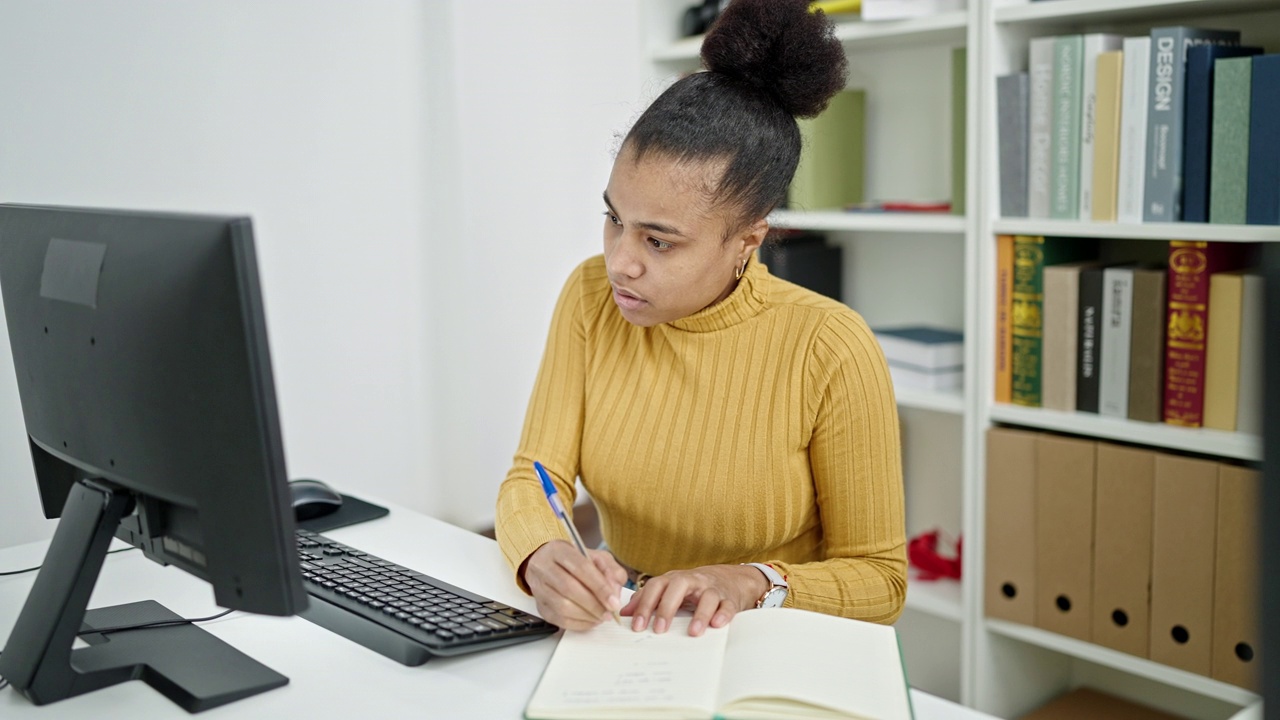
[0,1,645,548]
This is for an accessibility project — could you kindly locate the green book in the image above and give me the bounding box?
[1012,235,1099,406]
[788,89,865,211]
[1050,35,1083,219]
[1209,57,1253,224]
[952,47,967,216]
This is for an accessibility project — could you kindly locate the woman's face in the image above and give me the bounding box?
[602,146,766,327]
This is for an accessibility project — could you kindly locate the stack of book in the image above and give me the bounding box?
[874,326,963,392]
[996,27,1278,224]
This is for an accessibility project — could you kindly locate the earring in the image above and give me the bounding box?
[734,258,747,280]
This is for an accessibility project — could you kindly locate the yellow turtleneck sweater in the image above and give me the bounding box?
[495,254,906,623]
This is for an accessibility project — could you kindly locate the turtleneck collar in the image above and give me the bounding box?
[666,255,769,333]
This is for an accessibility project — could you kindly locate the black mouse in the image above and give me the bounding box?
[289,478,343,521]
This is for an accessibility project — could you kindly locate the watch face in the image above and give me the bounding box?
[760,587,787,609]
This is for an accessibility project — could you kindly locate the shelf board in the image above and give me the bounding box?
[771,210,966,234]
[989,403,1261,461]
[905,577,964,622]
[896,386,965,415]
[992,219,1280,243]
[994,0,1279,26]
[985,618,1262,708]
[652,11,967,62]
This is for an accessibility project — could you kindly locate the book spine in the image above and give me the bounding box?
[952,47,967,216]
[1118,37,1151,224]
[1012,235,1046,406]
[1042,265,1081,411]
[1079,35,1124,219]
[1203,273,1245,430]
[1051,36,1084,219]
[1184,46,1261,223]
[1164,241,1244,426]
[1246,55,1280,225]
[1029,38,1057,219]
[1076,266,1106,413]
[1145,27,1241,222]
[1128,267,1167,422]
[996,234,1015,404]
[1235,275,1264,434]
[1099,267,1135,418]
[1210,58,1254,224]
[997,74,1031,218]
[1091,50,1124,222]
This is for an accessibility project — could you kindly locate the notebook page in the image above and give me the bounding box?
[715,608,912,720]
[526,617,726,719]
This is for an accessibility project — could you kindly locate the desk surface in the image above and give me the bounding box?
[0,501,999,719]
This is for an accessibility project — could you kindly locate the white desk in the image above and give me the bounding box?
[0,502,998,719]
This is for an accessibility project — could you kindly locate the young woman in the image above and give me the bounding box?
[495,0,906,638]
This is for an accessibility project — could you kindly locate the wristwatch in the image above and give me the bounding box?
[742,562,788,609]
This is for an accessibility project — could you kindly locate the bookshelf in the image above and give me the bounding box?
[640,1,1273,717]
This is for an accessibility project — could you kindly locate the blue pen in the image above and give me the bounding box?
[535,460,622,624]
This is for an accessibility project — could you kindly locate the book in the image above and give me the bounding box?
[1098,266,1135,418]
[1203,272,1247,431]
[859,0,964,21]
[887,364,963,392]
[1117,37,1151,224]
[1163,241,1254,427]
[997,73,1030,218]
[1013,235,1098,407]
[952,46,967,216]
[1127,266,1167,423]
[1078,35,1124,219]
[1029,37,1057,219]
[1246,55,1280,225]
[1050,35,1084,220]
[1041,262,1093,411]
[995,234,1015,404]
[1075,264,1108,414]
[1182,45,1263,222]
[523,608,914,720]
[789,89,865,211]
[875,326,963,370]
[1235,274,1264,434]
[1143,27,1241,222]
[1090,50,1124,222]
[1210,57,1254,224]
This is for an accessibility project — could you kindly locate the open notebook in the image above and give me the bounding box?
[525,606,913,720]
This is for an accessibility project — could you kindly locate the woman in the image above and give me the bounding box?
[495,0,906,638]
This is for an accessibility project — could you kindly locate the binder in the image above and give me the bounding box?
[1035,434,1096,640]
[1091,443,1155,656]
[1212,464,1261,690]
[1150,454,1218,673]
[984,427,1038,624]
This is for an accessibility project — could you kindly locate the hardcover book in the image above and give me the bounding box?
[1028,37,1057,219]
[1050,35,1084,220]
[1127,266,1168,423]
[1246,55,1280,225]
[1182,45,1262,222]
[1235,274,1264,434]
[1090,50,1124,222]
[1099,266,1136,418]
[875,326,963,370]
[1042,262,1094,411]
[1203,272,1247,431]
[996,234,1015,404]
[789,89,865,211]
[1076,264,1108,414]
[1210,57,1254,224]
[1013,235,1098,406]
[997,74,1030,218]
[1117,37,1151,224]
[1078,35,1123,219]
[1143,27,1240,222]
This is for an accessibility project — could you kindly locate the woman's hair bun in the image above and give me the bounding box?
[700,0,848,119]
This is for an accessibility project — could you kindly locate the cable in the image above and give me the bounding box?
[0,546,136,577]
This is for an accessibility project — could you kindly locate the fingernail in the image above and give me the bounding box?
[632,615,646,632]
[712,612,729,627]
[689,620,704,636]
[654,617,667,634]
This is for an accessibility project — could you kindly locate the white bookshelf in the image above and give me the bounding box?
[639,0,1276,717]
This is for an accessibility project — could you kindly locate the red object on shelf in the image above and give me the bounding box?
[908,529,962,581]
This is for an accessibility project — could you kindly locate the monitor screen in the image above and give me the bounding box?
[0,204,306,711]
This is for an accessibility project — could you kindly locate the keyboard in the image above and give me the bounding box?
[294,529,557,666]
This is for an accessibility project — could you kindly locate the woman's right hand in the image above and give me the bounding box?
[522,540,627,631]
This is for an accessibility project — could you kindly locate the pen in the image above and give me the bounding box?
[534,460,622,625]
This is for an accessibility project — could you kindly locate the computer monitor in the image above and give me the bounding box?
[0,204,306,712]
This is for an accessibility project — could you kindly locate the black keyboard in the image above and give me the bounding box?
[294,529,557,666]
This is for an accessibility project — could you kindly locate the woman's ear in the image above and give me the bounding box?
[737,217,769,260]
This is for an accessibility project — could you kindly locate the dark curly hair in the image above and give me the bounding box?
[623,0,847,227]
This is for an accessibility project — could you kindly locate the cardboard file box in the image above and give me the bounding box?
[1035,434,1096,640]
[1150,454,1218,674]
[984,427,1038,624]
[1091,443,1155,656]
[1212,463,1262,690]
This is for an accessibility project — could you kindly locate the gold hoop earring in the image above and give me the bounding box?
[734,258,747,280]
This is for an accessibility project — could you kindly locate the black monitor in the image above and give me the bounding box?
[0,204,306,712]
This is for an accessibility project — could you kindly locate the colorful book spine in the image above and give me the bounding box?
[1099,266,1135,418]
[1028,37,1057,219]
[1091,50,1124,222]
[1076,265,1107,414]
[1078,34,1123,219]
[997,73,1030,218]
[1210,57,1254,224]
[995,234,1014,404]
[1013,236,1098,406]
[1117,37,1150,224]
[1203,272,1246,431]
[1050,35,1084,220]
[1163,241,1253,426]
[1143,27,1240,222]
[1246,55,1280,225]
[1128,266,1167,423]
[1182,45,1262,222]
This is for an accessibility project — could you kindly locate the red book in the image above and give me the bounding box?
[1163,241,1253,426]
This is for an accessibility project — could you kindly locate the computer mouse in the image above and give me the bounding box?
[289,478,343,521]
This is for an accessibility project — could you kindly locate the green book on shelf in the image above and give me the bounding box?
[788,89,865,211]
[1050,35,1084,220]
[1209,56,1253,225]
[952,46,967,216]
[1012,235,1099,406]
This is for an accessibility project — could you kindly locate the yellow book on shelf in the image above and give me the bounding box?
[1202,271,1246,431]
[1091,50,1123,221]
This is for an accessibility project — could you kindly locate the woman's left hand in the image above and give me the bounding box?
[619,564,769,637]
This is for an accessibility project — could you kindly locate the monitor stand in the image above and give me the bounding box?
[0,479,288,713]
